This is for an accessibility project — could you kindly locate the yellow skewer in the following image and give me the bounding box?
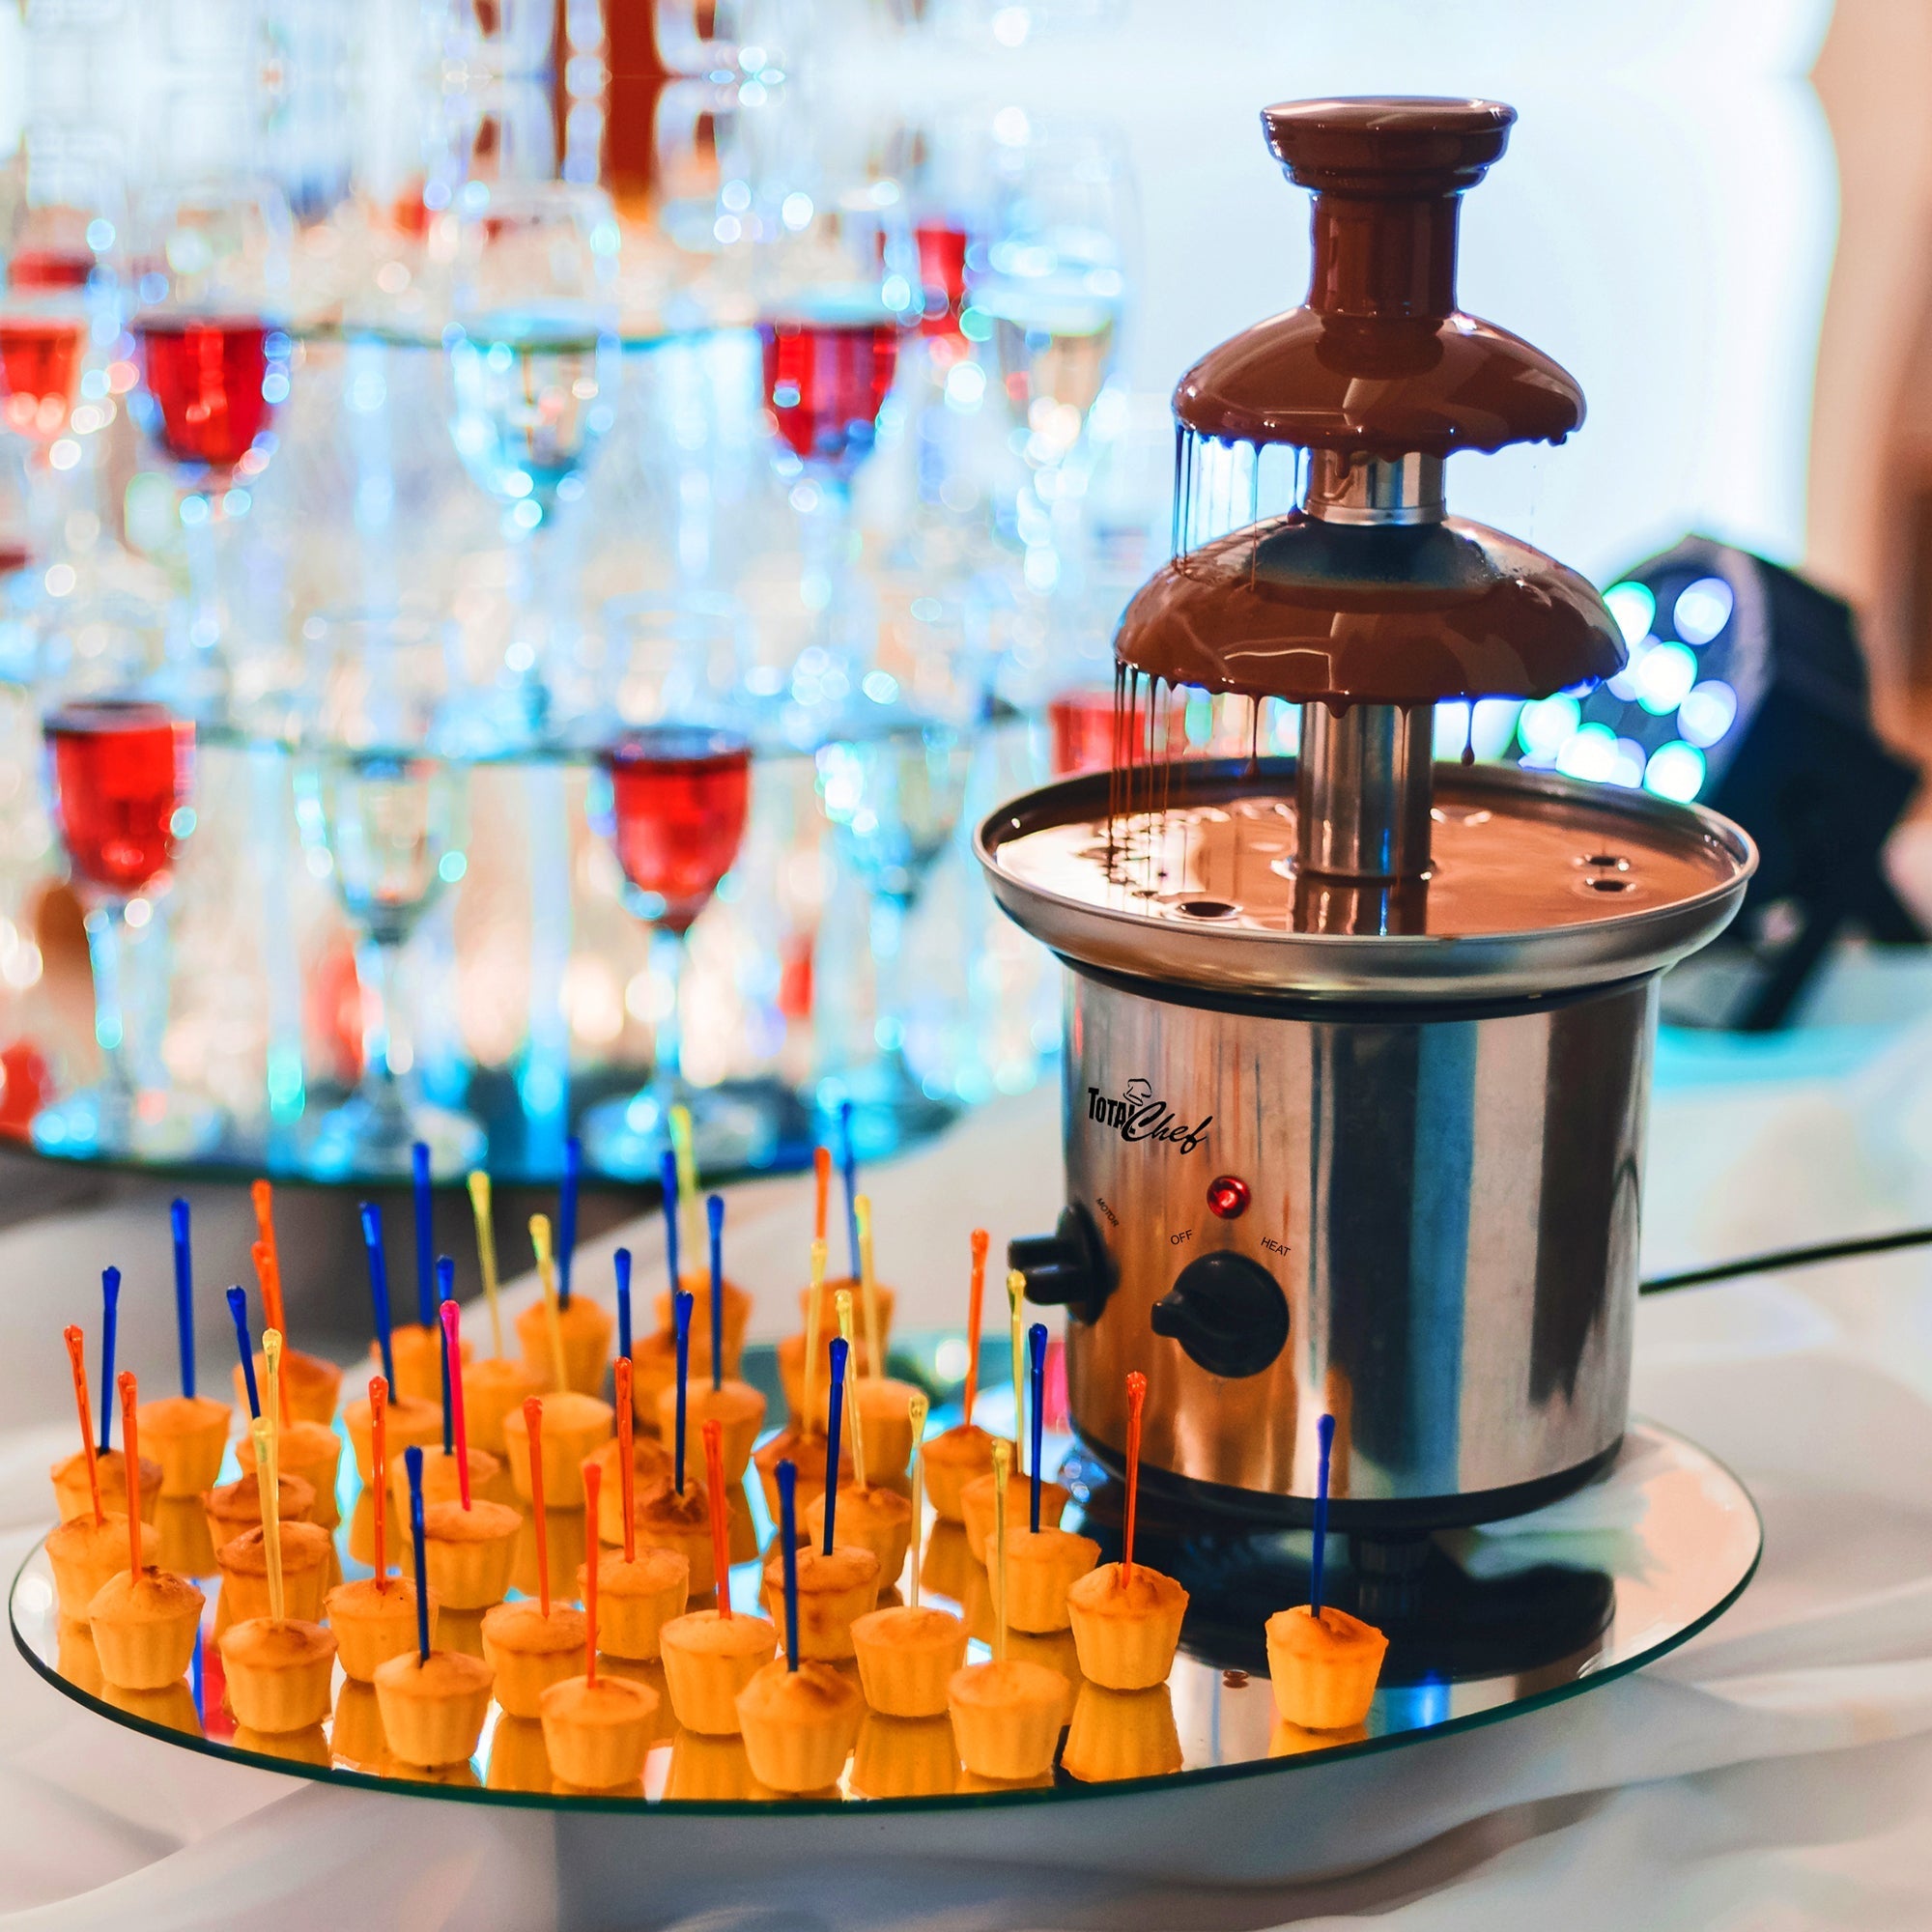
[669,1103,699,1276]
[907,1389,928,1611]
[803,1237,828,1435]
[1006,1268,1026,1479]
[836,1289,867,1491]
[468,1170,504,1358]
[856,1194,883,1378]
[252,1412,285,1626]
[990,1438,1010,1664]
[529,1214,569,1393]
[264,1326,283,1444]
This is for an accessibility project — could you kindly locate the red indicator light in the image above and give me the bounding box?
[1206,1175,1250,1219]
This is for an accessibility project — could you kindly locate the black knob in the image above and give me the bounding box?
[1151,1251,1290,1378]
[1009,1207,1111,1323]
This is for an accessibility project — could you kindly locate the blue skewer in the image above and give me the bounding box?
[98,1266,120,1452]
[614,1247,633,1365]
[170,1199,195,1400]
[838,1100,860,1281]
[226,1287,260,1419]
[360,1202,395,1391]
[412,1142,434,1328]
[707,1194,725,1394]
[558,1135,581,1310]
[437,1256,456,1455]
[1309,1413,1336,1618]
[777,1459,800,1671]
[406,1446,431,1663]
[1029,1323,1048,1534]
[672,1291,693,1495]
[824,1336,848,1555]
[659,1150,681,1292]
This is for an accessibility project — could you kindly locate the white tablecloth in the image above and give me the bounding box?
[10,977,1932,1929]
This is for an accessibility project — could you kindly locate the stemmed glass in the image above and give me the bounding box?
[32,697,217,1157]
[444,180,619,749]
[579,721,761,1176]
[127,179,294,721]
[294,610,483,1178]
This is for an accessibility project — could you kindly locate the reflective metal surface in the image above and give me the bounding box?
[1062,968,1653,1515]
[11,1388,1757,1815]
[1296,702,1435,885]
[1302,451,1447,526]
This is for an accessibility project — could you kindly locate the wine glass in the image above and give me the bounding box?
[31,697,218,1157]
[579,723,763,1176]
[127,179,294,721]
[444,179,619,750]
[294,610,482,1179]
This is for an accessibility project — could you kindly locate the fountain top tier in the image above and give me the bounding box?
[1118,98,1624,712]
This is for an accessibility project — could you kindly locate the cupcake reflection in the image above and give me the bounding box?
[850,1713,958,1799]
[1061,1684,1181,1783]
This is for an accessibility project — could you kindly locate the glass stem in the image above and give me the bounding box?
[82,900,135,1131]
[650,924,688,1091]
[182,491,222,655]
[804,471,857,661]
[355,932,412,1140]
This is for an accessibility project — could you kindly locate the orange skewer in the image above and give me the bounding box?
[63,1325,102,1525]
[524,1396,551,1616]
[370,1375,389,1581]
[251,1240,291,1424]
[702,1419,731,1617]
[963,1229,988,1427]
[118,1372,141,1580]
[251,1179,279,1281]
[1122,1371,1147,1590]
[812,1146,832,1247]
[614,1357,637,1565]
[582,1461,602,1687]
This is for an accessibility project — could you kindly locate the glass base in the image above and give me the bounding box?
[300,1090,487,1179]
[31,1086,224,1161]
[579,1080,780,1179]
[812,1051,960,1163]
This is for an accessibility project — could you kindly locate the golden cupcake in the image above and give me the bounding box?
[663,1727,755,1800]
[1001,1526,1100,1634]
[589,1433,673,1543]
[344,1390,441,1484]
[386,1444,503,1519]
[655,1272,752,1375]
[134,1395,230,1497]
[102,1678,203,1738]
[237,1419,344,1529]
[659,1609,777,1734]
[1066,1562,1189,1690]
[655,1378,765,1484]
[214,1521,332,1629]
[52,1447,160,1527]
[421,1496,523,1610]
[515,1291,612,1398]
[46,1514,159,1623]
[798,1277,896,1353]
[218,1617,338,1732]
[775,1328,879,1424]
[1060,1682,1182,1783]
[373,1649,495,1767]
[827,1378,921,1496]
[946,1659,1066,1782]
[850,1712,959,1798]
[753,1427,847,1523]
[633,1481,717,1597]
[581,1545,688,1661]
[234,1348,341,1427]
[735,1659,864,1794]
[759,1544,880,1661]
[500,1391,613,1507]
[540,1672,659,1791]
[960,1469,1070,1564]
[920,1424,996,1522]
[326,1576,433,1682]
[462,1355,544,1458]
[482,1599,588,1718]
[1264,1605,1387,1732]
[849,1605,967,1719]
[204,1470,315,1549]
[87,1568,205,1690]
[806,1483,913,1586]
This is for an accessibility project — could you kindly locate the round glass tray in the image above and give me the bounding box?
[10,1406,1759,1832]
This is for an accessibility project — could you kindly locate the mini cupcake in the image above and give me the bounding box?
[234,1348,341,1428]
[758,1545,880,1661]
[204,1470,315,1551]
[462,1356,544,1458]
[373,1649,495,1768]
[379,1323,471,1408]
[633,1481,716,1597]
[1065,1562,1189,1690]
[849,1605,968,1719]
[386,1443,504,1519]
[326,1575,434,1682]
[218,1618,338,1732]
[421,1497,523,1611]
[500,1392,613,1508]
[655,1378,766,1484]
[946,1659,1066,1781]
[515,1293,613,1398]
[655,1272,752,1376]
[46,1514,158,1622]
[735,1659,864,1793]
[481,1599,588,1719]
[920,1424,996,1522]
[805,1484,913,1586]
[960,1469,1070,1564]
[775,1329,878,1425]
[580,1545,688,1661]
[86,1568,205,1690]
[237,1419,344,1529]
[1264,1605,1387,1732]
[134,1395,231,1498]
[659,1609,777,1734]
[820,1378,921,1497]
[1001,1526,1100,1634]
[753,1427,848,1525]
[798,1278,896,1353]
[589,1434,673,1544]
[540,1673,659,1791]
[343,1391,441,1485]
[52,1447,160,1527]
[215,1521,332,1630]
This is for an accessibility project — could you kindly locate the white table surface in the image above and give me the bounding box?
[9,955,1932,1928]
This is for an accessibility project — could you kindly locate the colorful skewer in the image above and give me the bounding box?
[361,1203,395,1391]
[672,1291,693,1496]
[1122,1371,1147,1590]
[406,1446,431,1662]
[441,1299,472,1510]
[835,1292,867,1492]
[614,1247,633,1368]
[963,1230,987,1427]
[120,1374,142,1582]
[63,1325,101,1524]
[906,1390,928,1610]
[1309,1412,1336,1621]
[557,1135,581,1310]
[1006,1268,1025,1477]
[990,1438,1010,1663]
[436,1257,456,1451]
[227,1287,261,1419]
[802,1236,828,1437]
[822,1337,848,1555]
[582,1460,601,1685]
[668,1103,699,1278]
[170,1199,195,1399]
[370,1375,390,1577]
[524,1396,552,1616]
[614,1357,637,1563]
[855,1195,882,1378]
[467,1170,504,1359]
[412,1141,434,1329]
[528,1215,568,1393]
[706,1195,725,1394]
[702,1419,730,1617]
[658,1150,681,1305]
[777,1459,800,1670]
[98,1266,120,1453]
[1028,1322,1048,1533]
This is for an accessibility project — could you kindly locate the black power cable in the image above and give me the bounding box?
[1640,1224,1932,1295]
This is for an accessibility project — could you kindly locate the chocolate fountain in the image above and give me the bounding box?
[982,99,1756,1527]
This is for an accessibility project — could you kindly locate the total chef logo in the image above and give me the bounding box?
[1085,1076,1212,1154]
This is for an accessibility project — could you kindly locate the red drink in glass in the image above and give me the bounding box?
[1048,685,1195,777]
[0,316,86,440]
[915,221,970,338]
[134,316,275,469]
[759,318,900,471]
[44,701,193,895]
[602,726,752,932]
[6,249,93,294]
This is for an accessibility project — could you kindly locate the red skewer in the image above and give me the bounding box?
[963,1229,989,1428]
[614,1357,637,1565]
[1122,1371,1147,1590]
[524,1395,550,1616]
[702,1419,731,1618]
[63,1325,102,1524]
[582,1461,602,1687]
[370,1375,389,1581]
[118,1371,142,1580]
